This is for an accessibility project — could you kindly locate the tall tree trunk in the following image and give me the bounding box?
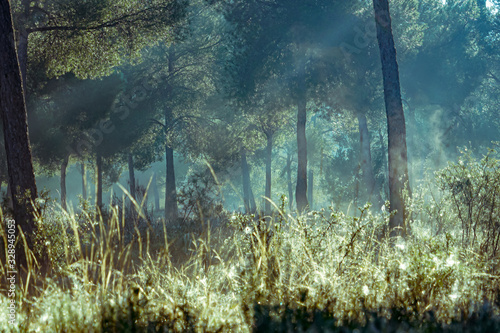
[357,113,382,206]
[128,153,136,201]
[373,0,411,237]
[378,127,389,199]
[96,152,103,211]
[307,170,313,210]
[286,149,293,210]
[241,149,251,213]
[81,162,87,200]
[265,132,273,215]
[60,154,69,211]
[295,69,309,212]
[0,0,43,277]
[152,171,160,212]
[164,48,178,222]
[0,163,3,198]
[165,145,178,221]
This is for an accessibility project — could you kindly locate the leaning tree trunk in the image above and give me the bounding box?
[96,152,103,211]
[60,154,69,211]
[264,132,273,215]
[357,113,382,207]
[295,68,309,212]
[0,0,43,278]
[81,162,87,200]
[372,0,411,237]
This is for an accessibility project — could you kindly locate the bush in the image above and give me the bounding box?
[437,147,500,257]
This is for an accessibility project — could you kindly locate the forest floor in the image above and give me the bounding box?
[2,199,500,332]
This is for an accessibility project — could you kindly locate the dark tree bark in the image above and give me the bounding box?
[264,132,273,215]
[152,171,160,212]
[0,158,3,197]
[372,0,411,237]
[295,69,309,212]
[165,145,178,221]
[164,49,178,222]
[81,162,87,200]
[0,0,42,277]
[286,149,293,210]
[378,127,389,200]
[95,152,103,211]
[128,153,136,201]
[357,113,382,206]
[60,154,69,211]
[307,170,313,210]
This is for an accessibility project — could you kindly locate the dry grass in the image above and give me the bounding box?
[1,188,500,332]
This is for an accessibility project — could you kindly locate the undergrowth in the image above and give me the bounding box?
[1,152,500,332]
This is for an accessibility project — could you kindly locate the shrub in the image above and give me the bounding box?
[437,147,500,257]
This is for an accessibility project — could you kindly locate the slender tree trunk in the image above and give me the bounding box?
[296,69,309,212]
[165,145,178,221]
[152,171,160,212]
[357,113,382,206]
[0,0,43,278]
[128,153,136,201]
[241,149,251,213]
[307,170,313,210]
[60,154,69,211]
[164,48,178,222]
[96,152,103,211]
[373,0,411,237]
[286,149,293,210]
[81,162,87,200]
[265,132,273,215]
